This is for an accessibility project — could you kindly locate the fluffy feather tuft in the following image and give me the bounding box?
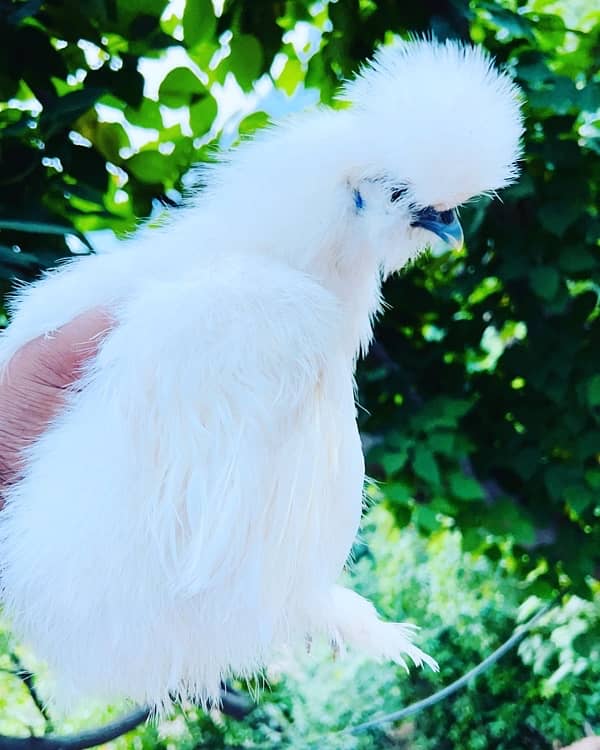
[342,37,524,209]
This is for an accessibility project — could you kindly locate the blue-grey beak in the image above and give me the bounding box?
[411,207,464,250]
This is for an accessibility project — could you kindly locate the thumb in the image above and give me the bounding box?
[0,309,114,495]
[7,308,114,391]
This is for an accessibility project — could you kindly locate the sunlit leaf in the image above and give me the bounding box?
[278,57,303,96]
[126,150,176,183]
[189,95,218,135]
[183,0,216,47]
[238,110,270,136]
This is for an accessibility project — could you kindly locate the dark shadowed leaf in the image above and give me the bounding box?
[529,266,560,300]
[159,67,206,107]
[228,34,263,91]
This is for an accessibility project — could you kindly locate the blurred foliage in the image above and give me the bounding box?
[0,0,599,746]
[358,0,600,601]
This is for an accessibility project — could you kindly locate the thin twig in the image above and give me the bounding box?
[8,653,52,730]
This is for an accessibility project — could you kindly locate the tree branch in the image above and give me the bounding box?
[0,686,253,750]
[8,653,52,731]
[0,707,150,750]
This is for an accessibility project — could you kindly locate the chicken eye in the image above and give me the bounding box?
[440,209,455,224]
[390,187,407,203]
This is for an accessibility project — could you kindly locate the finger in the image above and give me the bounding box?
[7,308,114,391]
[0,309,114,492]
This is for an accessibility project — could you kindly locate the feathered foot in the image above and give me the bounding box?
[318,585,438,672]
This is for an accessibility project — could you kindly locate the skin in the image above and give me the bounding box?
[561,740,600,750]
[0,309,112,504]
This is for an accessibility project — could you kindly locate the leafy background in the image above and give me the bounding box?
[0,0,598,747]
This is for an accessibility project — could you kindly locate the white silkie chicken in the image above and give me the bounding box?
[0,39,522,711]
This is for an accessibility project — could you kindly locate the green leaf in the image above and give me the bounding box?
[86,57,145,108]
[0,71,19,101]
[483,499,536,545]
[228,34,263,91]
[41,88,106,136]
[391,504,412,527]
[189,95,218,135]
[125,98,163,129]
[158,67,206,107]
[413,445,440,485]
[586,374,600,407]
[512,447,539,481]
[563,485,595,515]
[0,244,45,272]
[478,2,535,40]
[461,527,485,553]
[449,473,485,501]
[530,266,560,300]
[517,59,551,85]
[430,496,456,515]
[558,247,597,273]
[538,201,581,237]
[544,465,579,500]
[238,111,270,136]
[584,469,600,490]
[157,123,183,143]
[414,504,440,532]
[115,0,169,27]
[0,220,93,250]
[0,108,33,135]
[385,481,413,505]
[278,57,303,96]
[512,518,536,547]
[528,78,579,114]
[182,0,216,47]
[442,398,474,419]
[427,431,455,455]
[381,448,408,476]
[94,121,130,162]
[189,41,219,71]
[126,151,176,183]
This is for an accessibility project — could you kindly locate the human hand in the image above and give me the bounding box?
[561,738,600,750]
[0,310,112,502]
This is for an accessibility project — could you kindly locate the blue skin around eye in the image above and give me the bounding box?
[353,188,364,211]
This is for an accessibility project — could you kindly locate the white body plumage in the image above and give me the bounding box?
[0,39,522,710]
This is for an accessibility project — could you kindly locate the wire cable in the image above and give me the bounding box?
[340,598,558,737]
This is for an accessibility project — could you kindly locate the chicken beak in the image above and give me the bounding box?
[411,207,464,250]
